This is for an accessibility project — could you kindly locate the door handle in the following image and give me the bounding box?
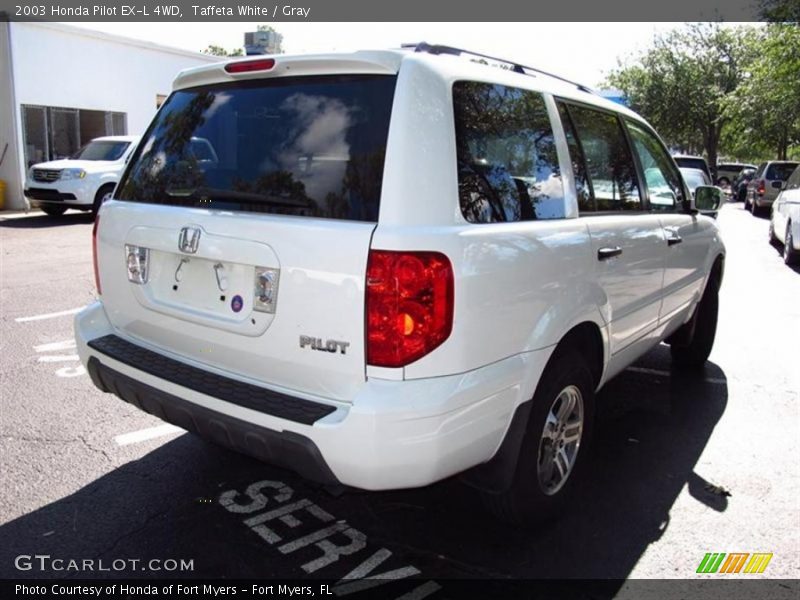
[667,236,683,246]
[597,246,623,260]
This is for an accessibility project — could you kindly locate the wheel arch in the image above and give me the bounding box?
[460,319,605,494]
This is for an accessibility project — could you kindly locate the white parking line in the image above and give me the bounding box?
[15,307,82,323]
[114,424,184,446]
[34,340,76,352]
[38,354,80,363]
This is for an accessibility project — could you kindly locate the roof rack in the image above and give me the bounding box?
[401,41,598,96]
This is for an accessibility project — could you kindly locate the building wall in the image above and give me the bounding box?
[0,22,24,210]
[3,22,218,210]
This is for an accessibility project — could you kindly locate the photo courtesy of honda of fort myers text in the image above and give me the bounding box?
[1,0,799,599]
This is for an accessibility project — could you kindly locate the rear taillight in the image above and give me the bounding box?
[757,180,766,196]
[92,216,101,295]
[366,250,454,368]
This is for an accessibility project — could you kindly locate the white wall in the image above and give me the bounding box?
[4,22,219,210]
[0,22,24,210]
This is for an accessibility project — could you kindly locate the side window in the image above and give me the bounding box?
[557,103,593,213]
[626,121,685,212]
[453,81,566,223]
[566,104,641,212]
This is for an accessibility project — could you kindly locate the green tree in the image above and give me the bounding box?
[202,44,243,57]
[724,24,800,160]
[607,23,756,171]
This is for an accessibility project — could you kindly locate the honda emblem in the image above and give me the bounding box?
[178,226,201,254]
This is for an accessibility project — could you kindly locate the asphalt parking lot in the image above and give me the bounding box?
[1,203,798,592]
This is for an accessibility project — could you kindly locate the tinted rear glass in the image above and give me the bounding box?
[674,157,708,173]
[118,75,397,221]
[766,162,800,181]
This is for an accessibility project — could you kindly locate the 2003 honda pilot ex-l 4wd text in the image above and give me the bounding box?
[76,45,725,524]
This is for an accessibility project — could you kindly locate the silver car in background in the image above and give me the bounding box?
[746,161,799,216]
[769,165,800,265]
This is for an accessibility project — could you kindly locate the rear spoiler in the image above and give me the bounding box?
[173,50,403,90]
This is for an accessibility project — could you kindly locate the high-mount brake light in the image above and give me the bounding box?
[366,250,454,368]
[224,59,276,74]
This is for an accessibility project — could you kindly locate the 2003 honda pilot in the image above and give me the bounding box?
[76,44,726,524]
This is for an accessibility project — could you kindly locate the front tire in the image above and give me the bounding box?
[670,277,719,369]
[482,348,595,526]
[92,184,115,219]
[40,206,67,217]
[784,223,799,266]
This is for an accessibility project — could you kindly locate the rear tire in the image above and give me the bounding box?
[482,348,595,527]
[670,277,719,369]
[784,223,799,266]
[40,206,66,217]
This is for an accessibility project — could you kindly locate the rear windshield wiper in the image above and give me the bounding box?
[166,187,311,209]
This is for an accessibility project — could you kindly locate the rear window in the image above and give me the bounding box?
[674,157,708,174]
[766,162,800,181]
[117,75,397,221]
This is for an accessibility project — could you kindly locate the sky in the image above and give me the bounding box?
[60,22,714,87]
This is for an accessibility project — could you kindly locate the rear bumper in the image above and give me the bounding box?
[87,356,340,485]
[754,196,775,208]
[76,301,550,490]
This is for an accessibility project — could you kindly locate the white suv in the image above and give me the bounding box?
[75,46,725,524]
[25,135,139,217]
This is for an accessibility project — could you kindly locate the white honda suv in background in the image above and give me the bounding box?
[24,135,139,218]
[75,45,725,525]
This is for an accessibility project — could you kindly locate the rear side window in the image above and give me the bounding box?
[453,81,566,223]
[117,75,396,221]
[557,103,593,213]
[562,103,641,212]
[766,163,800,181]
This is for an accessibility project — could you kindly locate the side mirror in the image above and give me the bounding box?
[694,185,724,218]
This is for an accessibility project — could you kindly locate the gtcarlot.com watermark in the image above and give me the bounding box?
[14,554,194,573]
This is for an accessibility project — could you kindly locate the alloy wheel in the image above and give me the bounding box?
[537,384,584,496]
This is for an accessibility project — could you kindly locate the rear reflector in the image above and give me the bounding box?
[92,216,101,295]
[757,180,765,196]
[366,250,454,368]
[224,59,276,74]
